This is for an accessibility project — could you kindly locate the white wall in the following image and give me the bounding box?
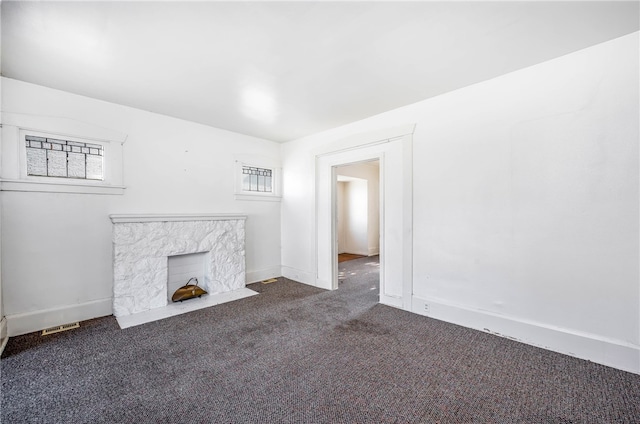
[337,161,380,255]
[281,33,639,373]
[1,78,282,335]
[337,177,368,255]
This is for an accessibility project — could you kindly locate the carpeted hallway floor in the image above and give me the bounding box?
[2,255,640,423]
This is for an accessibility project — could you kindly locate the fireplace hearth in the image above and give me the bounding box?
[110,214,247,317]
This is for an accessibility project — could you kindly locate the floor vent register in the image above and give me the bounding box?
[42,322,80,336]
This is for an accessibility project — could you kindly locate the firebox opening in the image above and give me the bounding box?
[167,252,208,302]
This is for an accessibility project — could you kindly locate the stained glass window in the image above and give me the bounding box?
[26,135,104,181]
[242,165,273,192]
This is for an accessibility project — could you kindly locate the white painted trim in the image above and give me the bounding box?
[315,127,414,310]
[368,247,380,256]
[6,298,112,337]
[1,179,126,195]
[281,265,317,287]
[234,193,282,202]
[1,113,127,193]
[0,317,8,356]
[109,213,247,223]
[401,126,414,311]
[411,295,640,375]
[245,266,281,284]
[312,124,416,158]
[234,160,282,200]
[380,294,403,309]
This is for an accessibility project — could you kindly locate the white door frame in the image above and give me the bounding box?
[315,125,414,310]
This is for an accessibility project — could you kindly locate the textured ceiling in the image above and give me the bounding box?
[2,1,638,142]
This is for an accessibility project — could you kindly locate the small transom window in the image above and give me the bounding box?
[235,160,281,201]
[242,165,272,193]
[25,135,104,181]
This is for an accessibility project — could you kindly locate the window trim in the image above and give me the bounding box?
[0,121,126,195]
[234,160,281,201]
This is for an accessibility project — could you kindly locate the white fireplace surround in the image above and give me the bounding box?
[110,213,247,317]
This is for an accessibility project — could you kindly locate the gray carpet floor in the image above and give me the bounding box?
[2,255,640,423]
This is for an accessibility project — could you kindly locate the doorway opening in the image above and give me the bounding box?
[335,160,380,292]
[315,126,413,310]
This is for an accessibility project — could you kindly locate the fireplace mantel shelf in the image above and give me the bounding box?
[109,213,247,224]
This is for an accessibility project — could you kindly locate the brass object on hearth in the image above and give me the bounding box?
[172,277,207,302]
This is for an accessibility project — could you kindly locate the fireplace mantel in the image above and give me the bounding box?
[109,213,247,224]
[110,213,247,317]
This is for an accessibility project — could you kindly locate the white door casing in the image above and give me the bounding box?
[315,125,414,310]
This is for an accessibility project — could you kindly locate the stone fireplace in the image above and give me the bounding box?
[109,214,247,317]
